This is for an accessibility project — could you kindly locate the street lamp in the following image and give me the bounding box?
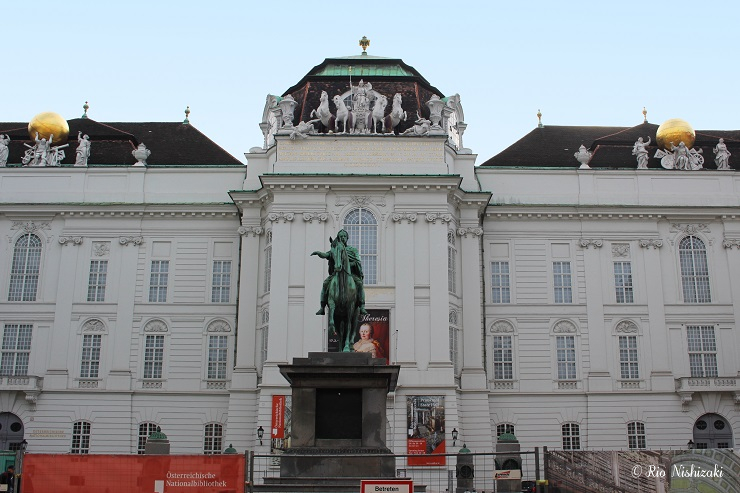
[687,439,694,449]
[257,426,264,446]
[452,428,459,447]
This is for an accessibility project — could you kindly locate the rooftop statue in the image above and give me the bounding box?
[75,131,91,166]
[22,132,68,167]
[389,93,407,133]
[333,95,351,134]
[371,94,388,134]
[574,144,592,169]
[402,112,431,136]
[290,121,315,140]
[308,91,333,131]
[312,229,368,352]
[632,136,651,169]
[713,138,731,170]
[0,135,9,166]
[655,141,703,170]
[351,79,373,134]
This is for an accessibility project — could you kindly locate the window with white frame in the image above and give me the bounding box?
[493,335,513,380]
[80,334,102,378]
[143,334,165,379]
[618,335,639,379]
[627,421,646,449]
[259,309,269,375]
[562,423,581,450]
[71,421,91,454]
[9,233,42,302]
[553,261,572,303]
[87,260,108,302]
[448,231,457,294]
[1,324,33,376]
[211,260,231,303]
[449,310,460,378]
[264,230,272,293]
[556,335,576,380]
[138,422,159,454]
[207,335,228,380]
[679,236,711,303]
[613,261,633,303]
[204,423,223,454]
[148,260,169,302]
[687,325,718,377]
[496,423,515,437]
[343,208,378,285]
[491,261,510,303]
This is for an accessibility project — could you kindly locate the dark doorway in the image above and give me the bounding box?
[693,413,733,449]
[0,412,24,450]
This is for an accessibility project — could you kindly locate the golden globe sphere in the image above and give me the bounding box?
[656,118,695,151]
[28,112,69,145]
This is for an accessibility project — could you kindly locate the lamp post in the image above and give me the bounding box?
[452,428,459,447]
[687,439,694,449]
[257,426,264,446]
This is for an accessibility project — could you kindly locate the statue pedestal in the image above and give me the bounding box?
[278,352,400,478]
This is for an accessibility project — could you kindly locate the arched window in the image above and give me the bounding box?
[627,421,646,449]
[496,423,515,437]
[204,423,224,454]
[343,208,377,285]
[9,233,42,301]
[138,422,159,454]
[562,423,580,450]
[71,421,92,454]
[679,236,711,303]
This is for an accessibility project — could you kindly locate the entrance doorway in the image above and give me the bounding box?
[693,413,733,449]
[0,413,24,451]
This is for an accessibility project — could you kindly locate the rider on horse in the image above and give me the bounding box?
[312,229,368,316]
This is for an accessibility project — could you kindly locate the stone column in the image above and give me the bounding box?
[457,226,486,388]
[393,213,417,365]
[640,238,672,390]
[427,214,453,364]
[580,239,610,391]
[303,212,329,354]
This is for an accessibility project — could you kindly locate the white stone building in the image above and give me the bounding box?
[0,52,738,457]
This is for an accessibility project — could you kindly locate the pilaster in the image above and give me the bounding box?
[393,212,416,365]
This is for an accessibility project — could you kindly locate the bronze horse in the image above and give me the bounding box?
[326,235,359,352]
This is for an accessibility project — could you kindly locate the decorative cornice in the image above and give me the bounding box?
[237,226,264,237]
[490,320,514,333]
[722,238,740,249]
[579,239,603,249]
[58,236,83,246]
[391,212,417,223]
[119,236,143,246]
[335,195,387,208]
[639,239,663,249]
[457,227,483,238]
[670,223,710,234]
[267,212,294,223]
[425,213,452,224]
[12,221,50,233]
[302,212,329,223]
[553,320,577,333]
[611,244,630,257]
[615,320,638,333]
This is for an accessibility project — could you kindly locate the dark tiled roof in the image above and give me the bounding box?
[0,119,242,166]
[482,122,740,170]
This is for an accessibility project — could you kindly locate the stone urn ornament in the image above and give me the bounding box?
[132,143,150,166]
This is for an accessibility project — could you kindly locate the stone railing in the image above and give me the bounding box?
[675,377,739,392]
[0,374,43,391]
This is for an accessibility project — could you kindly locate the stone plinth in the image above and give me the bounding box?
[278,352,400,478]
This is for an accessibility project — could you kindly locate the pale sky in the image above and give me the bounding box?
[4,0,738,164]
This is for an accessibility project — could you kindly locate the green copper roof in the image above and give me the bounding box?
[313,63,414,77]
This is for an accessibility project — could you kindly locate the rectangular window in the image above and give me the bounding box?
[259,325,269,374]
[493,335,513,380]
[687,326,718,377]
[496,424,515,437]
[562,423,580,450]
[204,423,223,454]
[71,421,91,454]
[619,335,639,379]
[211,260,231,303]
[449,326,460,375]
[264,245,272,293]
[448,245,457,294]
[143,335,164,379]
[148,260,169,302]
[553,261,572,303]
[627,422,646,450]
[0,324,33,376]
[556,335,576,380]
[491,261,511,303]
[87,260,108,302]
[613,261,633,303]
[80,334,102,378]
[207,335,228,380]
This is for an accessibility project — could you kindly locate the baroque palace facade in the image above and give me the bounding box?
[0,51,738,458]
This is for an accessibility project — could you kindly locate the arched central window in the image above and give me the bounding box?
[679,236,710,303]
[343,208,377,285]
[9,233,42,301]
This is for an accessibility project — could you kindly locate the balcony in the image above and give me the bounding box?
[675,377,740,408]
[0,375,43,405]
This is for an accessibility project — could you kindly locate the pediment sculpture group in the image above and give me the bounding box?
[574,137,732,170]
[273,80,450,140]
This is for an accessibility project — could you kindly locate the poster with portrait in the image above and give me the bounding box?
[328,309,390,364]
[407,395,446,466]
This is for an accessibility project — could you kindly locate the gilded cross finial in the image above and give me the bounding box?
[359,36,370,55]
[537,109,543,128]
[183,106,190,124]
[642,106,647,123]
[81,101,89,119]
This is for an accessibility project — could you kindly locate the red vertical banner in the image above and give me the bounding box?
[271,395,285,439]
